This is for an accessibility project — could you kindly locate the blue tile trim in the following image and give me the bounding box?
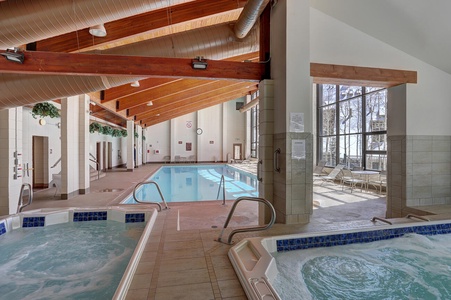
[125,213,145,223]
[73,211,107,222]
[0,222,6,236]
[22,217,45,228]
[276,223,451,252]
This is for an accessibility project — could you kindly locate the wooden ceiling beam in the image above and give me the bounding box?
[35,0,247,53]
[139,86,255,127]
[118,79,218,111]
[126,80,239,115]
[0,51,266,81]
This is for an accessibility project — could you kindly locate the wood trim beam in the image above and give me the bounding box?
[311,63,417,87]
[35,0,247,53]
[0,51,266,81]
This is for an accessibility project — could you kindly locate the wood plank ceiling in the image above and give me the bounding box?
[30,0,259,128]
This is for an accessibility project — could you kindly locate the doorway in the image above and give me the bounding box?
[32,136,49,189]
[233,143,242,160]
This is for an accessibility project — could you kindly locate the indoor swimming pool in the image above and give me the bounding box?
[0,207,157,300]
[122,164,258,203]
[229,220,451,300]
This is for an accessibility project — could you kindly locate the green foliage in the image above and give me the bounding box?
[32,102,60,119]
[142,135,146,140]
[101,125,113,136]
[121,129,128,137]
[89,122,102,133]
[112,129,121,137]
[134,131,139,138]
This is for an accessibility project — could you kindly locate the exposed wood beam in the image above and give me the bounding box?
[0,51,266,81]
[140,86,256,127]
[131,81,251,119]
[119,79,218,112]
[311,63,417,87]
[35,0,247,53]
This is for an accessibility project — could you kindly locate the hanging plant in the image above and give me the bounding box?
[134,131,139,138]
[142,135,146,140]
[121,129,128,137]
[112,129,121,137]
[31,102,60,119]
[89,122,102,133]
[101,125,113,136]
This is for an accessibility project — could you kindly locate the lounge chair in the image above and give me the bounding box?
[368,171,387,194]
[341,168,365,193]
[318,164,345,186]
[313,160,327,177]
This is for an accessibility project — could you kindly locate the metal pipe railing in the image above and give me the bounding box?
[371,216,392,225]
[216,175,226,205]
[406,214,430,222]
[133,180,169,212]
[216,196,276,245]
[17,183,33,213]
[89,158,100,180]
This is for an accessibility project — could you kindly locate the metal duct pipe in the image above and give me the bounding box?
[234,0,270,39]
[0,24,259,110]
[0,0,192,49]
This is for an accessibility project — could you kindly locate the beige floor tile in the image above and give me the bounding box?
[125,288,149,300]
[164,231,201,242]
[217,279,246,298]
[160,247,205,260]
[213,266,238,281]
[129,273,153,289]
[157,268,210,287]
[155,282,214,300]
[163,239,203,250]
[135,261,155,275]
[160,257,207,272]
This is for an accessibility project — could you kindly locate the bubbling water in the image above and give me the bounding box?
[0,221,145,300]
[273,233,451,300]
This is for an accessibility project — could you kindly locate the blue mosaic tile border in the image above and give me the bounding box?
[22,217,45,228]
[0,222,6,236]
[276,223,451,252]
[125,213,145,223]
[73,211,107,222]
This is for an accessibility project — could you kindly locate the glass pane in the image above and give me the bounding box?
[339,135,362,169]
[320,84,336,106]
[319,106,336,136]
[366,133,387,151]
[339,85,362,101]
[339,98,362,134]
[366,89,387,132]
[365,154,387,171]
[319,136,336,166]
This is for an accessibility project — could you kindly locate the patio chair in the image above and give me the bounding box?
[313,160,327,177]
[319,164,345,186]
[368,171,387,194]
[341,169,365,193]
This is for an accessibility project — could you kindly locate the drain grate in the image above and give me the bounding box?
[98,189,124,193]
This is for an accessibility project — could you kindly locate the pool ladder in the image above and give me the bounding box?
[216,175,226,205]
[216,196,276,245]
[17,183,33,213]
[133,180,169,212]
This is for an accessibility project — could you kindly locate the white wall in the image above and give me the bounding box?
[311,7,451,136]
[146,121,170,161]
[89,129,126,168]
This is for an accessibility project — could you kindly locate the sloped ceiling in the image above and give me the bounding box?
[0,0,264,128]
[311,0,451,75]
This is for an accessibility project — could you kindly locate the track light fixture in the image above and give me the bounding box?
[89,24,107,37]
[1,48,25,64]
[192,56,208,70]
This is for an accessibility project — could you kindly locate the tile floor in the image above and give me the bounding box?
[26,163,397,299]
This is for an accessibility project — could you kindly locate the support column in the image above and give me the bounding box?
[126,120,134,171]
[78,95,90,194]
[61,96,80,199]
[263,0,312,224]
[0,108,23,215]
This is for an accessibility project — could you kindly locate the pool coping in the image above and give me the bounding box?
[229,219,451,300]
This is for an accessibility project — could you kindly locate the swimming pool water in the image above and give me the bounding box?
[124,164,258,203]
[0,220,145,300]
[272,233,451,300]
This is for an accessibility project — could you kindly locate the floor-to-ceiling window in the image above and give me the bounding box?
[250,103,259,158]
[317,84,387,171]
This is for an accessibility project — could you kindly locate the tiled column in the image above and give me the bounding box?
[127,120,134,171]
[0,108,23,215]
[78,95,90,194]
[61,96,80,199]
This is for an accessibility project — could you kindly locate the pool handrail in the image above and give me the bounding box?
[371,216,392,225]
[406,214,430,222]
[216,196,276,245]
[132,180,169,211]
[216,175,226,205]
[17,183,33,213]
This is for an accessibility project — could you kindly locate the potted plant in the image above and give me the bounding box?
[31,102,60,119]
[134,131,139,138]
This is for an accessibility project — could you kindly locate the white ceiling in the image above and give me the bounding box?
[310,0,451,75]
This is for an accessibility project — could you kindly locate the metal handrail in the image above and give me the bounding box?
[371,216,392,225]
[257,159,262,182]
[50,157,61,168]
[273,148,280,172]
[406,214,430,222]
[133,180,169,212]
[216,196,276,245]
[89,158,100,180]
[216,175,226,205]
[17,183,33,213]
